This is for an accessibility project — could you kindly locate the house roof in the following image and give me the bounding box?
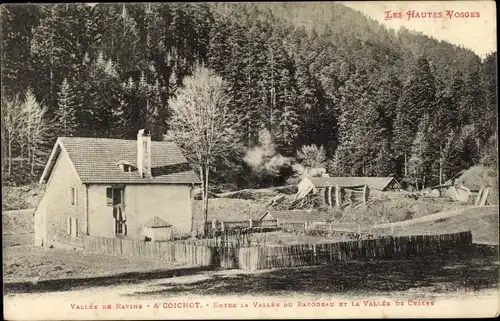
[308,177,400,191]
[40,137,201,184]
[261,210,332,223]
[143,216,172,228]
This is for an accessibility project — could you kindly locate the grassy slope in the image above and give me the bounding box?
[2,184,44,211]
[2,209,35,248]
[377,206,499,245]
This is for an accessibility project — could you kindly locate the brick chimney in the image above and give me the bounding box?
[137,129,151,178]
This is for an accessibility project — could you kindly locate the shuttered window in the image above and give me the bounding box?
[67,217,72,234]
[68,187,77,206]
[67,217,78,237]
[73,218,78,237]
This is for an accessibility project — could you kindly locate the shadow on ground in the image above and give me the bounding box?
[4,244,498,297]
[127,250,498,298]
[4,265,213,294]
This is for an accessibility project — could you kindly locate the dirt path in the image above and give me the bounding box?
[4,260,499,319]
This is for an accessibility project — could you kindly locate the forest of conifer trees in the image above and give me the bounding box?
[1,3,497,188]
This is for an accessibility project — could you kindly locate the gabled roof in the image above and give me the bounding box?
[261,210,332,223]
[40,137,201,184]
[307,177,401,191]
[143,216,172,228]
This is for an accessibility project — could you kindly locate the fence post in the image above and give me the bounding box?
[327,186,333,207]
[221,221,225,231]
[335,185,341,208]
[212,218,217,232]
[304,221,308,230]
[249,219,253,228]
[363,185,369,203]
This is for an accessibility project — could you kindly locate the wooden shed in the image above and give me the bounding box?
[260,210,332,229]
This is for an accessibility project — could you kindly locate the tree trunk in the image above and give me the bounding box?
[439,144,443,186]
[439,157,443,186]
[404,152,407,176]
[199,164,206,236]
[202,161,210,237]
[30,147,36,175]
[8,139,12,175]
[414,168,418,191]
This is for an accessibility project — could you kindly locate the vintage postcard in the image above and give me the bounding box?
[2,1,498,319]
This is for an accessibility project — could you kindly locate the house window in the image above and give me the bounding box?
[114,205,127,235]
[68,187,77,206]
[67,217,78,237]
[107,187,126,236]
[106,188,113,206]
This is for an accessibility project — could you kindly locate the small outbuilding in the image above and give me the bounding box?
[303,176,402,192]
[143,216,173,241]
[260,210,332,229]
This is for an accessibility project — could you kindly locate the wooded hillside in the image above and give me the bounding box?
[1,3,497,187]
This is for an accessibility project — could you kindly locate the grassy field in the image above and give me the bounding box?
[2,209,192,283]
[3,246,193,283]
[3,209,35,248]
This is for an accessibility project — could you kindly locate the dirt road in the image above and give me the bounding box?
[4,265,499,320]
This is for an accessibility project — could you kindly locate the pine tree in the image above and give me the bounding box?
[55,78,78,137]
[86,55,124,137]
[95,4,142,75]
[20,88,53,175]
[1,5,41,99]
[30,4,92,115]
[374,140,396,176]
[478,52,497,147]
[394,57,437,177]
[275,68,300,154]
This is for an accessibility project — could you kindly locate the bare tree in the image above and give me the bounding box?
[1,94,24,175]
[168,66,239,236]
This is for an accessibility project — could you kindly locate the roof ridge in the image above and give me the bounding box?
[59,136,176,144]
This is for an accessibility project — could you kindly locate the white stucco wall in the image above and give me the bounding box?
[34,150,86,247]
[87,184,193,239]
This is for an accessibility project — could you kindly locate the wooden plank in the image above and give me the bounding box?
[479,187,490,206]
[475,187,484,205]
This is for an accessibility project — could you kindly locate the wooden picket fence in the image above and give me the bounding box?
[238,231,473,270]
[83,236,213,266]
[84,231,473,271]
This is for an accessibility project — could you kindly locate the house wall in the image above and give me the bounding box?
[35,150,86,248]
[87,185,114,237]
[87,184,193,239]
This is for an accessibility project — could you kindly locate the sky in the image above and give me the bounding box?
[344,1,497,58]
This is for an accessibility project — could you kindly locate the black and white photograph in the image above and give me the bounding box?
[2,1,498,319]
